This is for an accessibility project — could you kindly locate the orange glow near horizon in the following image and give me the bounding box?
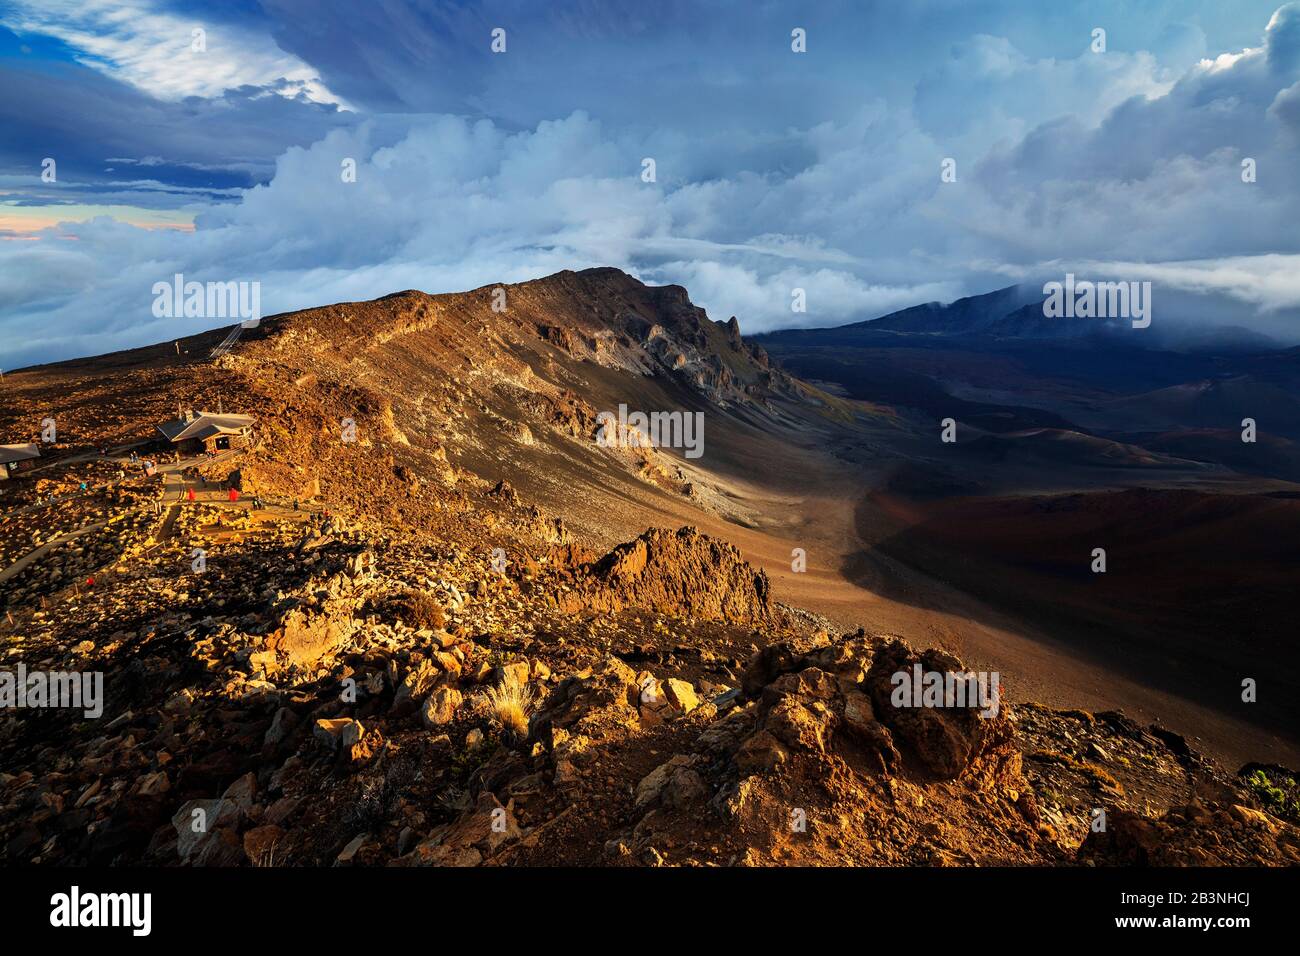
[0,204,197,237]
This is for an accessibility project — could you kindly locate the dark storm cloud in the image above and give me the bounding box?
[0,38,354,198]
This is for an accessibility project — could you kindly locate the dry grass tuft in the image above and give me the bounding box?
[485,681,535,738]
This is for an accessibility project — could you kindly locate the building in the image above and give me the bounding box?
[155,410,255,455]
[0,443,41,480]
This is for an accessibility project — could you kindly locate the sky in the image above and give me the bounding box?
[2,0,1300,367]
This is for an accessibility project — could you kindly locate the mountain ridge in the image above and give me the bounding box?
[1,266,1297,868]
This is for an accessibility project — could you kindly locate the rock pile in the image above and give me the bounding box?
[1079,800,1300,865]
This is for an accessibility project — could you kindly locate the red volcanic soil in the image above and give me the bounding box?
[863,486,1300,759]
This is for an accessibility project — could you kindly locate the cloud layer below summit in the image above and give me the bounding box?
[2,0,1300,365]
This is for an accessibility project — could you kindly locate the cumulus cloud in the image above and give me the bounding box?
[653,261,960,330]
[1,108,952,363]
[931,4,1300,268]
[914,33,1173,151]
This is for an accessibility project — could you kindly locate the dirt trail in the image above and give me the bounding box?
[0,520,108,584]
[148,504,180,548]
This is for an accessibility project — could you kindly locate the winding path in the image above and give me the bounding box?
[0,519,111,584]
[1,450,241,583]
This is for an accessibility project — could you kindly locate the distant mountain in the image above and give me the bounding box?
[755,283,1280,352]
[860,285,1030,335]
[1141,428,1300,482]
[961,427,1208,471]
[755,283,1139,347]
[755,285,1032,347]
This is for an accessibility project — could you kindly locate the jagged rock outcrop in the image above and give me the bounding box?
[562,527,778,624]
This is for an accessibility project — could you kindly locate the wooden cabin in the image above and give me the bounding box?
[155,410,255,455]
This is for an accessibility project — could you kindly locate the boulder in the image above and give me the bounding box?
[571,527,781,624]
[662,677,700,714]
[171,798,241,862]
[265,602,356,670]
[421,687,463,728]
[404,793,520,866]
[864,641,1011,782]
[734,730,789,775]
[393,659,438,711]
[635,755,707,810]
[314,718,365,750]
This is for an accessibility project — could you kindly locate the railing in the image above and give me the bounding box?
[209,324,244,358]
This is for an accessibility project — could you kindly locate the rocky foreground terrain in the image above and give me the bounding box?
[1,269,1297,866]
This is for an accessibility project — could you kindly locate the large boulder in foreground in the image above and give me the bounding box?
[731,636,1020,786]
[864,640,1017,783]
[611,634,1046,866]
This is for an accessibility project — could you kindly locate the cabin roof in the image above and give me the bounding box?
[156,411,254,443]
[0,443,40,465]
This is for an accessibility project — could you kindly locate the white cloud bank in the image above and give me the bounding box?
[3,4,1300,366]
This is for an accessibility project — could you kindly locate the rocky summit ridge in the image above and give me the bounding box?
[0,268,1296,867]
